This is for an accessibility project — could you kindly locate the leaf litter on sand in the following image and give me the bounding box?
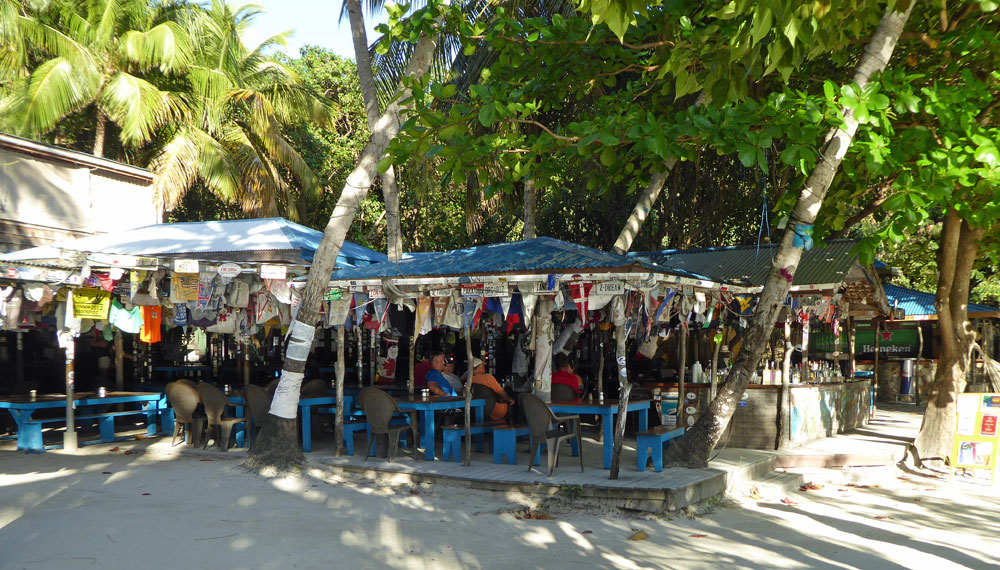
[800,482,824,491]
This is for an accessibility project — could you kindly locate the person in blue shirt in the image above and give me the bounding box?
[426,351,459,396]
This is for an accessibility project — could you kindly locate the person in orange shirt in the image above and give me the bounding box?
[467,357,514,422]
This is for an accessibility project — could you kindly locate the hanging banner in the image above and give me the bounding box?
[72,288,112,320]
[172,273,200,301]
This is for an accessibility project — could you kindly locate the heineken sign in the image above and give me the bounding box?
[810,327,919,359]
[856,328,919,359]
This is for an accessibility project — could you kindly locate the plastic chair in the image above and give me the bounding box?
[521,393,583,477]
[243,384,272,449]
[551,383,578,402]
[198,382,246,451]
[299,378,328,398]
[358,387,417,462]
[471,383,498,421]
[165,381,205,447]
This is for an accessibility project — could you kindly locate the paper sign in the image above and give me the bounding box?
[174,259,199,273]
[982,415,998,437]
[957,413,976,436]
[217,263,242,278]
[367,286,384,299]
[260,264,287,279]
[461,284,483,297]
[72,288,112,319]
[430,288,452,297]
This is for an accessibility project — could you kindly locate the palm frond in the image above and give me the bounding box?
[150,127,201,211]
[18,56,99,135]
[119,21,192,73]
[99,72,187,145]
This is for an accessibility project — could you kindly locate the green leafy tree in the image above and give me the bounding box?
[1,0,190,157]
[147,0,333,219]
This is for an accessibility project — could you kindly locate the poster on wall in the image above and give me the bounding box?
[950,393,1000,484]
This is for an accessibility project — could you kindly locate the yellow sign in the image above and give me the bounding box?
[951,393,1000,485]
[172,272,200,301]
[72,288,112,320]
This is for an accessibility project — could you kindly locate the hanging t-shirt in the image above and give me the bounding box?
[140,305,162,343]
[109,298,143,334]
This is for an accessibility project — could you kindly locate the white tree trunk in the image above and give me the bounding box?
[246,21,444,470]
[348,0,403,260]
[611,165,674,255]
[662,3,915,469]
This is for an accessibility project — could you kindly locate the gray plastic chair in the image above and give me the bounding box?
[551,383,578,402]
[165,381,205,447]
[358,387,417,462]
[521,393,583,477]
[299,378,328,398]
[471,383,498,421]
[198,382,245,451]
[243,384,272,449]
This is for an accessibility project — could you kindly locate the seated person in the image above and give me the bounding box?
[467,357,515,421]
[413,356,432,388]
[426,351,459,396]
[552,353,584,396]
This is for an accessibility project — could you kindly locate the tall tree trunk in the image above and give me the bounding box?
[609,317,632,479]
[611,164,674,255]
[911,212,987,465]
[93,111,106,158]
[348,0,403,260]
[522,178,537,239]
[662,3,914,469]
[245,25,443,473]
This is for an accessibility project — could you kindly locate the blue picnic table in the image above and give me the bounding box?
[0,392,169,453]
[394,395,485,461]
[549,398,651,468]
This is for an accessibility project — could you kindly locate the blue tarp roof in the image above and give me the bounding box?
[328,237,712,281]
[885,284,999,316]
[0,218,386,268]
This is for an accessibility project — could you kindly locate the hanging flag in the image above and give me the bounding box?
[352,292,370,326]
[461,290,484,330]
[504,294,522,333]
[569,282,593,325]
[520,293,537,326]
[196,272,214,309]
[416,296,432,335]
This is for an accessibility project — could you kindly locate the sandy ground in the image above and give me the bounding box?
[1,433,999,570]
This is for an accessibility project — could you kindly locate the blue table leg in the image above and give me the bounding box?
[233,404,246,448]
[474,405,486,452]
[300,404,313,452]
[602,411,615,468]
[638,408,649,431]
[421,411,436,461]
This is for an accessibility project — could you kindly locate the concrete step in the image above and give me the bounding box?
[776,452,899,468]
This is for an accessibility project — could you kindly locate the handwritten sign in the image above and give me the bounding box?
[259,264,287,279]
[174,259,199,273]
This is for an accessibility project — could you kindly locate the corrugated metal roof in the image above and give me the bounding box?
[629,239,863,287]
[885,284,999,316]
[329,237,710,281]
[0,218,386,268]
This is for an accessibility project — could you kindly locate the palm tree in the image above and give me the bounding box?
[148,0,332,218]
[1,0,191,157]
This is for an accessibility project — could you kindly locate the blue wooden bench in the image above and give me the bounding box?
[23,409,162,452]
[441,423,499,462]
[492,424,538,465]
[636,426,685,472]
